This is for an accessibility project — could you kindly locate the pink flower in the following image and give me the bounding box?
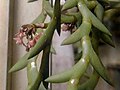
[61,23,75,32]
[14,24,44,51]
[27,39,36,48]
[13,37,23,45]
[14,30,25,45]
[34,33,42,42]
[15,30,25,38]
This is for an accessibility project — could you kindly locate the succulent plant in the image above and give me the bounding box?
[9,0,120,90]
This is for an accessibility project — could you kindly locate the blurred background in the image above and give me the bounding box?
[0,0,120,90]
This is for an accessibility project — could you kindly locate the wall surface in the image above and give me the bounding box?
[0,0,9,90]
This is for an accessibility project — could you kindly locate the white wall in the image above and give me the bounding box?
[0,0,10,90]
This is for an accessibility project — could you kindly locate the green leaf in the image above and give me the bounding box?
[27,45,51,90]
[43,0,53,17]
[61,21,91,45]
[94,3,104,21]
[100,33,115,47]
[78,71,100,90]
[89,9,112,36]
[27,56,38,86]
[28,0,38,3]
[45,69,73,83]
[9,53,29,73]
[28,18,57,59]
[67,78,79,90]
[62,0,78,11]
[89,47,113,86]
[78,1,112,36]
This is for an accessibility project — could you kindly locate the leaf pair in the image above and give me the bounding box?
[45,36,91,84]
[26,45,50,90]
[62,0,112,45]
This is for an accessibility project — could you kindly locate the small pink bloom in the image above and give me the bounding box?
[19,31,25,38]
[34,32,43,42]
[14,24,44,51]
[27,39,36,48]
[13,37,23,45]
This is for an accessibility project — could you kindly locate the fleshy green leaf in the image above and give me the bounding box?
[28,18,56,59]
[9,53,29,73]
[100,33,115,47]
[61,21,91,45]
[28,0,38,3]
[62,0,78,11]
[89,47,113,86]
[78,71,100,90]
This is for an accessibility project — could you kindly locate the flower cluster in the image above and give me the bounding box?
[61,23,75,32]
[14,23,44,51]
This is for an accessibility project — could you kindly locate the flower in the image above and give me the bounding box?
[13,30,25,45]
[14,24,44,51]
[34,32,43,42]
[61,23,75,32]
[13,37,23,45]
[26,32,43,51]
[28,39,36,48]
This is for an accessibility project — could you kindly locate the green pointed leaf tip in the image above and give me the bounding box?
[100,33,115,47]
[89,48,113,86]
[27,46,51,90]
[89,9,112,36]
[45,69,73,83]
[61,21,91,45]
[46,57,89,83]
[9,53,29,73]
[46,36,90,83]
[67,36,91,90]
[44,0,53,17]
[94,3,104,21]
[81,35,113,85]
[78,1,112,36]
